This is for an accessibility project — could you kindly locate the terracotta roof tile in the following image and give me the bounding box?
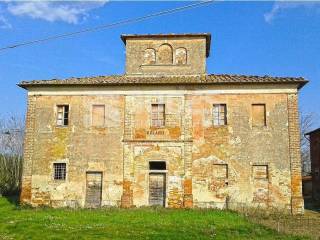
[18,74,308,89]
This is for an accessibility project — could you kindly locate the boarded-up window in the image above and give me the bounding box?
[157,44,173,65]
[56,105,69,126]
[252,165,268,179]
[175,48,187,65]
[151,104,165,127]
[53,163,66,180]
[143,48,156,65]
[252,104,266,126]
[92,105,105,126]
[212,164,228,179]
[213,104,227,126]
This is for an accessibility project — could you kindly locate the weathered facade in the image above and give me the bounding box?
[19,33,307,214]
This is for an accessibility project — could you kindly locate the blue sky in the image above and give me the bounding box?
[0,1,319,126]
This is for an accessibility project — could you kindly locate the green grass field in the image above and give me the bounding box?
[0,197,309,240]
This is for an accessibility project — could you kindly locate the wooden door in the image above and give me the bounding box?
[85,172,102,208]
[149,173,166,206]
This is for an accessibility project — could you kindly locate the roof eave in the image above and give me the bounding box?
[17,79,308,90]
[298,80,308,90]
[17,83,28,90]
[305,128,320,136]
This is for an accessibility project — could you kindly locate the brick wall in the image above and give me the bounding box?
[287,93,304,214]
[20,95,36,204]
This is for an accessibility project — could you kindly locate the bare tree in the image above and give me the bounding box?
[0,114,25,196]
[300,111,316,176]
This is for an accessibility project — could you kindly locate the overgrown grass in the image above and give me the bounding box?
[0,197,309,240]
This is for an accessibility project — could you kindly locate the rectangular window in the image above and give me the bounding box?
[92,105,105,126]
[212,164,228,179]
[252,104,266,127]
[252,165,268,179]
[56,105,69,126]
[213,104,227,126]
[151,104,165,127]
[53,163,66,180]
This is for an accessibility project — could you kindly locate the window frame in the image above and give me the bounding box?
[53,163,67,181]
[157,44,173,65]
[151,104,165,128]
[252,103,267,127]
[56,105,69,127]
[143,48,156,65]
[91,104,106,127]
[175,47,187,65]
[252,164,269,180]
[212,104,227,126]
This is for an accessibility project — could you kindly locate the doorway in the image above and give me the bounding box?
[85,172,102,208]
[149,161,166,207]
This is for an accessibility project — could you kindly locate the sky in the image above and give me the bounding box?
[0,1,319,127]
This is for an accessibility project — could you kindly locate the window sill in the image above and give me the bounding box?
[91,126,107,129]
[150,126,166,129]
[141,64,190,67]
[251,125,268,130]
[51,179,67,184]
[214,178,228,181]
[211,125,228,128]
[56,125,69,128]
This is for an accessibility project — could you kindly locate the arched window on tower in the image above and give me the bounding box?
[175,48,187,65]
[157,44,173,65]
[143,48,156,65]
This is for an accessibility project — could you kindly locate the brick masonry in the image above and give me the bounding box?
[20,95,36,203]
[287,94,304,214]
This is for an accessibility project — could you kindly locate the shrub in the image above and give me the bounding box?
[0,154,22,196]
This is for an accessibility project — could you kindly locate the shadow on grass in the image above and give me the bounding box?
[304,198,320,213]
[3,194,20,207]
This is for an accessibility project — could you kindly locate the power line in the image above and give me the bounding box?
[0,1,214,52]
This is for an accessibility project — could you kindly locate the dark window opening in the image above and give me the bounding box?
[149,161,166,170]
[54,163,66,180]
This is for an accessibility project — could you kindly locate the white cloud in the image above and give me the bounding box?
[7,1,107,24]
[264,1,320,23]
[0,15,11,29]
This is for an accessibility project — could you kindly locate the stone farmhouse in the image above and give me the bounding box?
[18,33,308,214]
